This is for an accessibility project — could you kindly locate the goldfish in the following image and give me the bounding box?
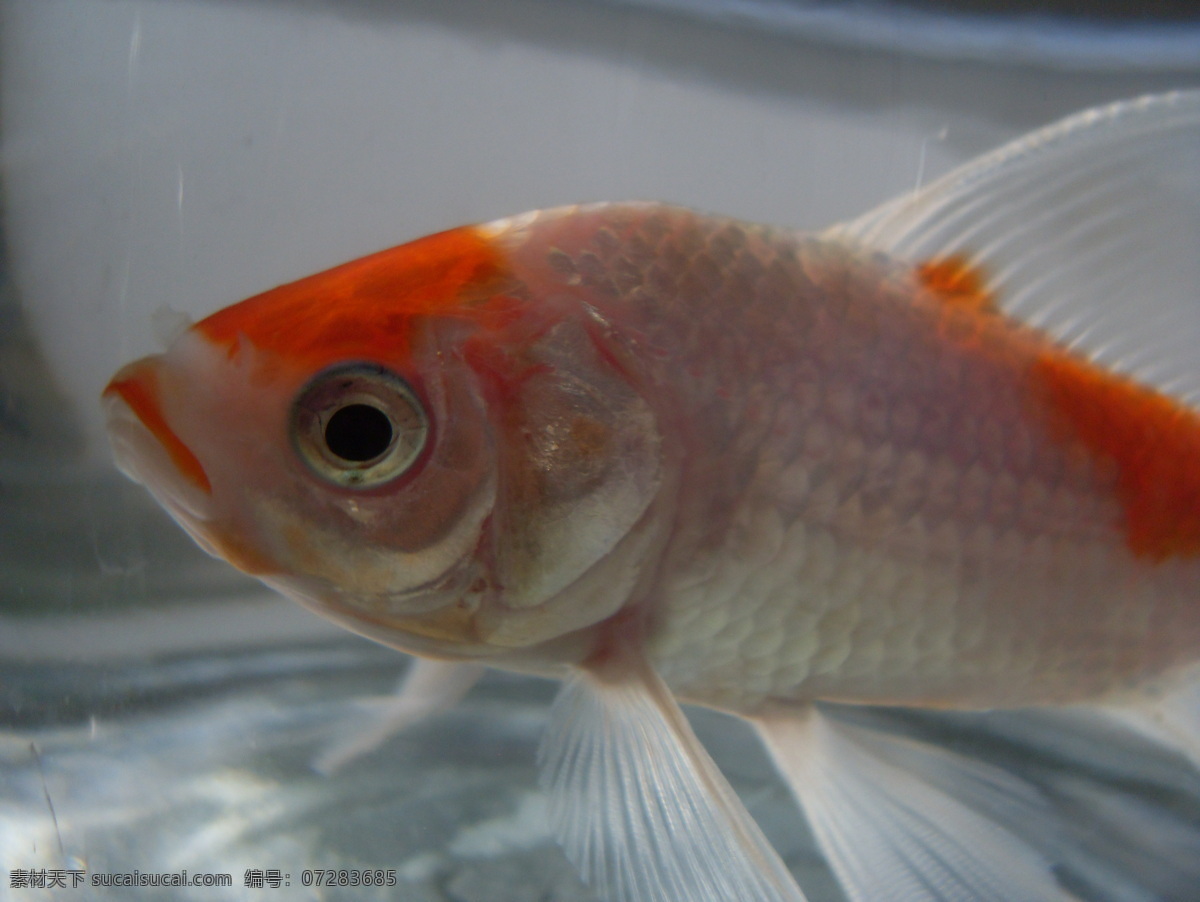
[103,91,1200,901]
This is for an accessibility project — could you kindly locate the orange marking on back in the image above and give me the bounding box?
[195,225,510,370]
[917,255,998,314]
[916,253,1200,561]
[104,369,212,494]
[1031,351,1200,561]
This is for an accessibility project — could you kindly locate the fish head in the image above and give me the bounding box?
[103,215,664,664]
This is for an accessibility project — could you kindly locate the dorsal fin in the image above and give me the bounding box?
[833,91,1200,405]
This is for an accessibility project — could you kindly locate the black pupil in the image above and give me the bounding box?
[325,404,394,462]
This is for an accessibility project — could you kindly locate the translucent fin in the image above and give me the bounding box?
[753,705,1068,902]
[1104,665,1200,773]
[312,657,484,774]
[538,650,808,902]
[884,703,1200,901]
[835,91,1200,405]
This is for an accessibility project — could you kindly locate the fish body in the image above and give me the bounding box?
[491,204,1200,713]
[104,92,1200,902]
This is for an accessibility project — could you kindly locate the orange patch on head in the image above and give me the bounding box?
[195,225,510,370]
[104,366,212,494]
[917,255,997,314]
[1032,351,1200,561]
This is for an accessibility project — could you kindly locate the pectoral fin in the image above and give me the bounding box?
[538,649,807,902]
[312,657,485,774]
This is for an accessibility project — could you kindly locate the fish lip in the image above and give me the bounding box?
[103,358,214,523]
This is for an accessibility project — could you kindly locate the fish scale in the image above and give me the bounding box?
[491,204,1200,712]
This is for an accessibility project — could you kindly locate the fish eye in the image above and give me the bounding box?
[291,364,429,489]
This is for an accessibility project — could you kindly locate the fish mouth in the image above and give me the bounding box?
[103,357,214,523]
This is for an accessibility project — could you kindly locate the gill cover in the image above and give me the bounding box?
[472,309,664,613]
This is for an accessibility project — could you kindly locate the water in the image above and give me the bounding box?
[2,1,1198,899]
